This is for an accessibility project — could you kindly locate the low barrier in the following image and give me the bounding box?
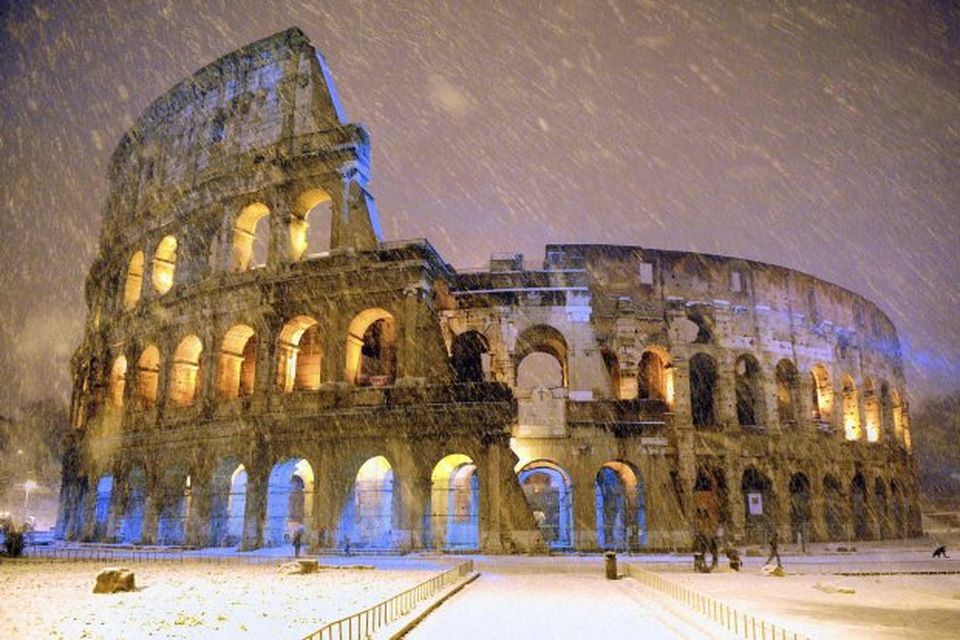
[629,567,811,640]
[22,546,312,566]
[302,560,474,640]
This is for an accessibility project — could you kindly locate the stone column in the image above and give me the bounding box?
[80,483,98,541]
[141,492,160,545]
[572,468,598,551]
[185,472,211,547]
[398,286,424,383]
[716,354,738,430]
[240,464,268,550]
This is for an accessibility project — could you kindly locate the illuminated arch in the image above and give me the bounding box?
[232,202,270,271]
[863,377,880,442]
[594,461,646,550]
[339,456,396,549]
[265,458,314,547]
[170,335,203,407]
[217,324,257,398]
[515,325,568,388]
[429,454,479,550]
[345,309,397,386]
[210,458,247,547]
[841,375,861,440]
[811,363,833,421]
[123,250,144,310]
[640,347,672,403]
[151,235,177,294]
[136,345,160,408]
[276,316,322,392]
[290,188,333,260]
[518,459,573,549]
[109,355,127,408]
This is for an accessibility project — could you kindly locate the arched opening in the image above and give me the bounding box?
[232,202,270,271]
[346,309,397,387]
[276,316,322,392]
[823,475,845,540]
[119,467,146,544]
[157,470,191,545]
[170,335,203,407]
[850,473,869,540]
[93,474,114,541]
[686,309,713,344]
[136,345,160,409]
[689,353,718,428]
[450,331,490,383]
[265,458,314,547]
[339,456,396,549]
[890,480,905,538]
[151,235,178,294]
[693,468,728,541]
[639,349,669,402]
[514,325,568,389]
[518,460,573,550]
[874,478,889,539]
[741,467,775,543]
[210,459,247,547]
[429,454,479,550]
[109,356,127,409]
[811,364,833,421]
[123,250,144,310]
[891,389,905,444]
[863,378,880,442]
[290,188,333,260]
[218,324,257,398]
[788,473,812,543]
[735,354,764,427]
[775,360,799,427]
[594,461,645,550]
[842,375,861,440]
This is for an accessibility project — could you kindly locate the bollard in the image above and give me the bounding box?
[604,551,618,580]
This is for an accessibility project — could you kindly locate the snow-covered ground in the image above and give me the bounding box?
[629,544,960,640]
[0,559,437,640]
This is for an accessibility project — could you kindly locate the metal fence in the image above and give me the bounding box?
[629,567,811,640]
[302,560,474,640]
[21,546,305,566]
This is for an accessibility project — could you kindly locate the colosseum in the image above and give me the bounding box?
[56,28,921,554]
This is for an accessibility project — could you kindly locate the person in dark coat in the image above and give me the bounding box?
[292,527,304,558]
[765,522,782,568]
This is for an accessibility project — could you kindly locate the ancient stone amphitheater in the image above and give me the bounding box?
[57,28,921,553]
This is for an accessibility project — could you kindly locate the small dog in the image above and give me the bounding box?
[933,545,949,558]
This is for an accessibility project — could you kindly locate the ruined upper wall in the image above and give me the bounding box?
[104,27,355,230]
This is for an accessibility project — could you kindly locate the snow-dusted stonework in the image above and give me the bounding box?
[58,28,920,553]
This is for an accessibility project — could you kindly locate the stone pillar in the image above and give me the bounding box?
[398,286,424,382]
[322,311,347,385]
[80,484,98,541]
[141,492,160,545]
[392,446,427,551]
[105,474,127,543]
[479,445,504,552]
[186,473,211,547]
[715,354,738,430]
[725,464,745,542]
[240,464,268,550]
[311,453,349,550]
[572,469,598,551]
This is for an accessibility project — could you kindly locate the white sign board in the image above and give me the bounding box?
[747,492,763,516]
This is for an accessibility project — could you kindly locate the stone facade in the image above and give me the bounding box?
[57,28,921,553]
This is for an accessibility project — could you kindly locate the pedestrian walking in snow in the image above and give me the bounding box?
[292,527,304,558]
[765,522,782,568]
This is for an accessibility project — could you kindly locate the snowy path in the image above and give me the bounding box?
[404,558,723,639]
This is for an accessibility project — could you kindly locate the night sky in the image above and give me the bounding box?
[1,0,958,413]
